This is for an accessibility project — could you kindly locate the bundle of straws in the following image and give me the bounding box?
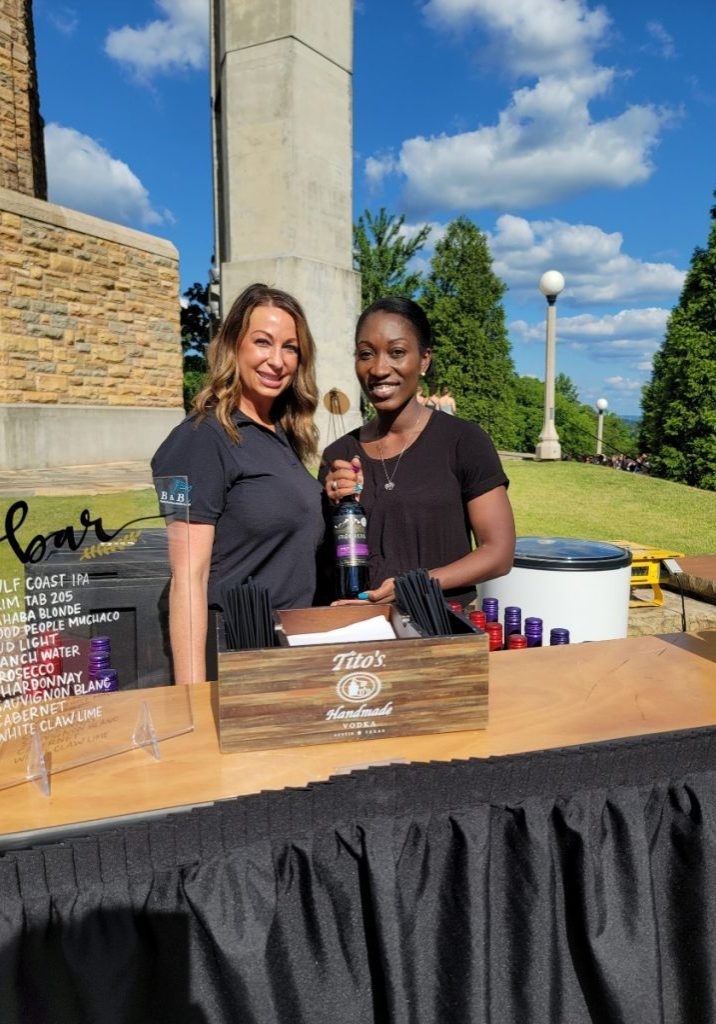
[221,580,276,650]
[393,568,453,638]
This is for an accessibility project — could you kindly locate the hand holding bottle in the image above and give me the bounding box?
[325,456,363,504]
[332,576,396,607]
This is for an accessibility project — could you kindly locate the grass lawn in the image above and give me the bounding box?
[0,490,159,582]
[503,459,716,556]
[1,460,714,583]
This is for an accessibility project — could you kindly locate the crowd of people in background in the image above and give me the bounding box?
[417,383,457,415]
[566,452,651,473]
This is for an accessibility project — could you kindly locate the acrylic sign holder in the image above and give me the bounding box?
[0,476,194,796]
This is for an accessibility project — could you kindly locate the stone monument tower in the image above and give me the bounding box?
[210,0,362,443]
[0,0,46,198]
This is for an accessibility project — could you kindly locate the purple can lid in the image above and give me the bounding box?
[89,669,119,691]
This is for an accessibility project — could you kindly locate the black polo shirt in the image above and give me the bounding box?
[151,411,324,609]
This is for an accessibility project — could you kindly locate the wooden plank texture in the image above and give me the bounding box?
[218,607,489,752]
[0,631,714,840]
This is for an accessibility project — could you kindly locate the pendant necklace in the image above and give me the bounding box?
[376,407,424,491]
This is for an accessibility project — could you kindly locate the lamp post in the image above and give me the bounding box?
[596,397,608,457]
[535,270,565,461]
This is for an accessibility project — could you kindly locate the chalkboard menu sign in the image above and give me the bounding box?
[0,477,193,795]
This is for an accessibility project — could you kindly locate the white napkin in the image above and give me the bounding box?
[285,614,396,647]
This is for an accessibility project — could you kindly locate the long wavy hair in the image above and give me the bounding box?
[193,283,319,463]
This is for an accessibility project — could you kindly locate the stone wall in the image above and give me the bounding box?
[0,187,184,469]
[0,187,182,408]
[0,0,46,198]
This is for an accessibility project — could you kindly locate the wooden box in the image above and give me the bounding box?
[217,604,489,753]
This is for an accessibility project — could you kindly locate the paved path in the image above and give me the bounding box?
[0,462,153,497]
[0,451,532,497]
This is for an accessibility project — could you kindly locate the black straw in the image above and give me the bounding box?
[221,579,276,650]
[394,569,454,638]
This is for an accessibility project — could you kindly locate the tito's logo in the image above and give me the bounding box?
[336,672,381,703]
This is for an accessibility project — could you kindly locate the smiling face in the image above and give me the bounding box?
[355,312,431,412]
[236,305,300,419]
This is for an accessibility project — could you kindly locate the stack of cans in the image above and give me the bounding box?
[87,635,119,692]
[482,597,499,623]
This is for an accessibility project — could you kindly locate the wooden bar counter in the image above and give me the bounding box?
[1,629,715,843]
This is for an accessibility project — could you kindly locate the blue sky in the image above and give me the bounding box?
[33,0,716,417]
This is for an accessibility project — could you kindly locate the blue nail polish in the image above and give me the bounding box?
[354,484,363,493]
[357,592,369,600]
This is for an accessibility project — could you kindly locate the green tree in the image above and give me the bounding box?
[641,193,716,490]
[601,412,638,461]
[421,217,519,448]
[513,374,595,455]
[513,374,637,459]
[181,281,213,362]
[178,280,218,411]
[180,280,215,412]
[556,373,580,404]
[513,376,544,452]
[555,395,603,457]
[353,208,431,307]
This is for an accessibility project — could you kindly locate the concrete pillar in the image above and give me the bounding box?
[211,0,362,450]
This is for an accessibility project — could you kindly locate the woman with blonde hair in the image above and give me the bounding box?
[152,282,323,682]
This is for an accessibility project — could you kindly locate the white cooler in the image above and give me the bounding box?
[477,537,632,644]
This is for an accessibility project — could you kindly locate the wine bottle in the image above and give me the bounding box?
[331,497,370,599]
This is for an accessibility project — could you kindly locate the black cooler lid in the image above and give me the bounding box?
[513,537,632,571]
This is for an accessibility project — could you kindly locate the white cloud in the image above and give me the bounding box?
[366,0,674,211]
[48,7,79,36]
[105,0,208,79]
[687,75,716,107]
[490,214,685,304]
[510,307,668,368]
[400,221,450,277]
[400,220,447,246]
[365,155,397,189]
[645,21,675,60]
[397,99,668,210]
[44,124,168,228]
[424,0,610,77]
[605,375,645,392]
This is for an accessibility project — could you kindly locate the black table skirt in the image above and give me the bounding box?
[2,726,716,1023]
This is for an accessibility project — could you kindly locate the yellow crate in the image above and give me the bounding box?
[610,540,685,607]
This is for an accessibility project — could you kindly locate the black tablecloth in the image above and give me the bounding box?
[2,726,716,1023]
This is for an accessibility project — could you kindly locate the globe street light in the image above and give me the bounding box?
[535,270,565,461]
[596,397,608,457]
